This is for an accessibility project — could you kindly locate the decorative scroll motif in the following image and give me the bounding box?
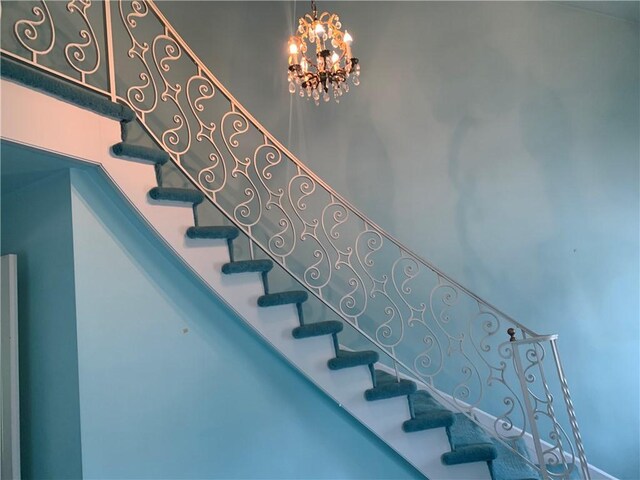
[289,172,332,292]
[14,1,55,62]
[187,72,227,197]
[321,200,367,323]
[119,0,158,115]
[0,2,589,478]
[153,33,191,158]
[519,341,577,479]
[65,0,100,82]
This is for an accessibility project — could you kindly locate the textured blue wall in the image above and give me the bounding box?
[69,168,421,479]
[156,3,639,478]
[1,169,83,479]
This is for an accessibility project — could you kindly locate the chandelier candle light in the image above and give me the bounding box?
[288,0,360,105]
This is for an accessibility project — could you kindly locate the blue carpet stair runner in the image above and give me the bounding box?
[292,320,343,339]
[3,53,552,480]
[258,290,308,307]
[442,413,498,465]
[186,226,239,240]
[112,142,170,165]
[328,349,379,370]
[222,259,273,275]
[365,370,417,401]
[490,438,539,480]
[403,391,454,432]
[148,187,204,205]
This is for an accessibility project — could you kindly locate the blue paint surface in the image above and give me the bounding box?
[70,169,421,479]
[1,170,83,479]
[154,3,640,478]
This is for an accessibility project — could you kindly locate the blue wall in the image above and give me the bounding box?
[69,168,421,479]
[156,3,639,478]
[1,169,83,479]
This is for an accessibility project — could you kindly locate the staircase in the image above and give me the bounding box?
[0,1,592,479]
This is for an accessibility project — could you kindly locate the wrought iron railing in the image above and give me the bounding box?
[0,2,589,478]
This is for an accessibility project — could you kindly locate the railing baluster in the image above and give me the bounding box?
[103,0,116,101]
[511,340,550,480]
[550,339,591,480]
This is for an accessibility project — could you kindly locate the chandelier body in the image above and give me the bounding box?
[287,0,360,105]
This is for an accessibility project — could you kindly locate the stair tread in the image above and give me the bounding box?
[448,413,494,449]
[403,391,454,432]
[112,142,169,165]
[222,259,273,274]
[411,390,450,415]
[441,413,498,465]
[489,438,539,480]
[328,349,379,370]
[365,370,417,401]
[1,57,136,122]
[292,321,343,339]
[149,187,204,205]
[441,443,498,466]
[186,225,239,240]
[257,290,308,307]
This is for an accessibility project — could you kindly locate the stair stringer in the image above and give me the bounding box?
[0,77,493,480]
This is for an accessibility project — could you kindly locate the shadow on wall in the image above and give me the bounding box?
[346,103,397,236]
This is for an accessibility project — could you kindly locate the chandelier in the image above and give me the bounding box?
[287,0,360,105]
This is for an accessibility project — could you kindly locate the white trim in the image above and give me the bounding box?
[1,254,21,480]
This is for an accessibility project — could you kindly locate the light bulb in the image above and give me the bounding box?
[315,23,325,35]
[344,30,353,44]
[331,52,339,64]
[289,43,298,55]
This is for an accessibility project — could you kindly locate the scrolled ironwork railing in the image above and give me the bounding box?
[0,2,590,478]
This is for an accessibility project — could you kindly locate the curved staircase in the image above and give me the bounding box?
[0,1,593,478]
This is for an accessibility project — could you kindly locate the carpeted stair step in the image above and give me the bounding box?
[403,391,454,432]
[1,57,135,122]
[149,187,204,205]
[292,320,343,339]
[365,370,417,401]
[258,290,308,307]
[222,259,273,275]
[441,413,498,466]
[111,142,170,165]
[328,349,379,370]
[186,225,239,240]
[489,437,539,480]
